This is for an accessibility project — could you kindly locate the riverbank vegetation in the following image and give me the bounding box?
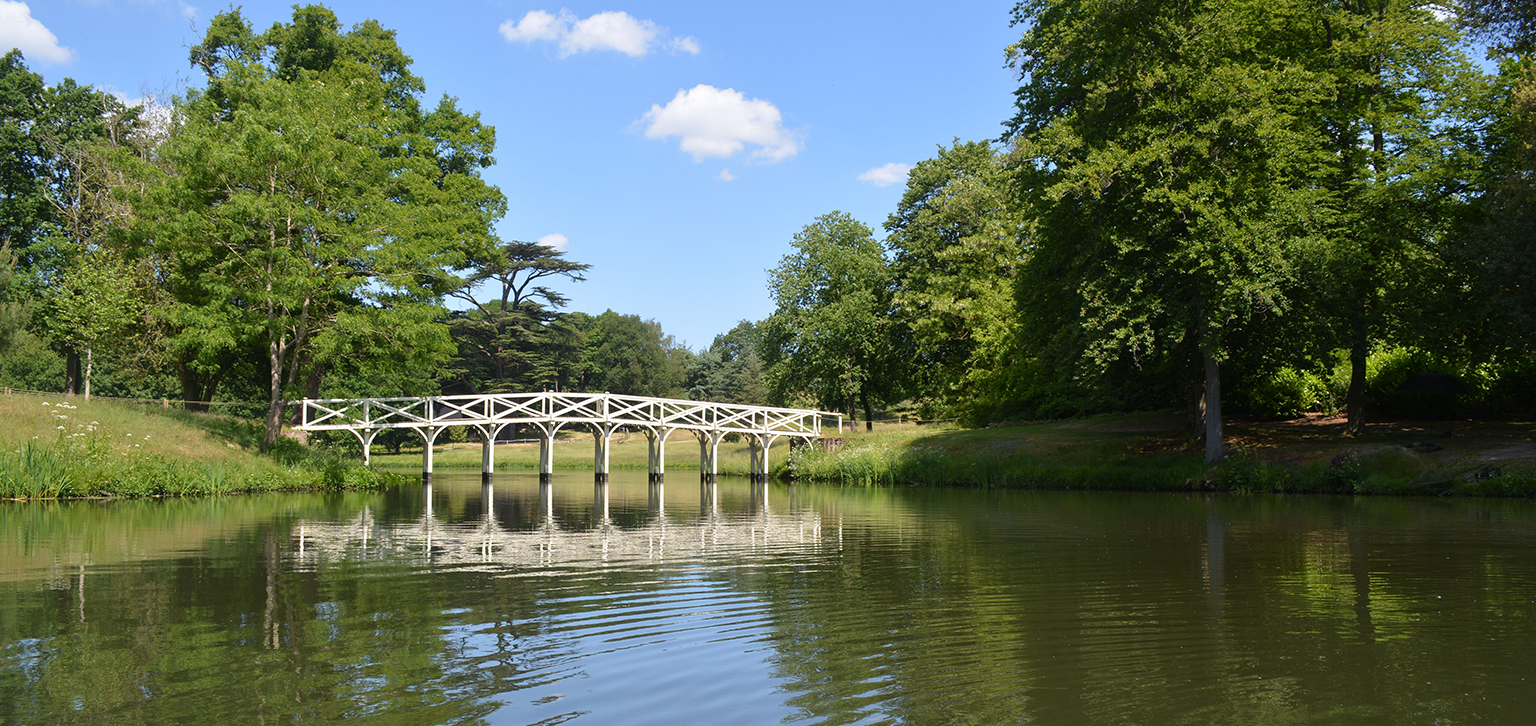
[786,415,1536,496]
[0,393,397,500]
[3,3,1534,493]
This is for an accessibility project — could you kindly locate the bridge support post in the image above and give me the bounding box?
[748,434,780,482]
[534,422,564,482]
[646,427,677,483]
[350,428,381,466]
[420,426,443,479]
[698,430,723,482]
[591,423,620,482]
[475,425,497,479]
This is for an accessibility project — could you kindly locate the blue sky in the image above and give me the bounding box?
[7,0,1021,348]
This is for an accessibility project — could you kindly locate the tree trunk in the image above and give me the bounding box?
[1203,346,1225,464]
[178,365,219,414]
[82,344,92,400]
[1187,343,1206,434]
[65,349,80,396]
[264,335,287,450]
[290,363,323,425]
[861,388,874,432]
[1346,335,1367,436]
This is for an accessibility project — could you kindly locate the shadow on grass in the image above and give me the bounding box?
[159,410,313,466]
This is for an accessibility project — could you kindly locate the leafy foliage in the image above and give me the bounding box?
[884,140,1025,419]
[761,212,908,428]
[135,6,501,447]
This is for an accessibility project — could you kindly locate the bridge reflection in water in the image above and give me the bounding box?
[287,475,841,572]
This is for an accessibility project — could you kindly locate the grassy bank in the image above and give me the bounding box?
[0,393,401,499]
[786,414,1536,496]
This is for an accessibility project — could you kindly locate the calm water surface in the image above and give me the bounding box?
[3,471,1535,724]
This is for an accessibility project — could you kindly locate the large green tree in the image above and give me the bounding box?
[1299,0,1482,434]
[442,240,589,393]
[136,6,503,447]
[569,310,687,397]
[884,140,1025,419]
[0,50,138,394]
[761,212,906,429]
[1006,0,1330,461]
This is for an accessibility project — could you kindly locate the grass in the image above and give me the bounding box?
[782,414,1536,496]
[0,392,403,500]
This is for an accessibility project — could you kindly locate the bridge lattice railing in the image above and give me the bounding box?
[298,393,833,438]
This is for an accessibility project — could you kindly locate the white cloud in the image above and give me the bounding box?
[499,9,697,58]
[538,233,569,251]
[564,11,657,56]
[500,10,564,43]
[716,168,735,182]
[0,1,75,64]
[857,162,912,187]
[640,85,800,163]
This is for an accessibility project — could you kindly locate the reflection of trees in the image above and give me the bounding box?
[0,478,830,724]
[723,491,1536,725]
[3,486,1536,724]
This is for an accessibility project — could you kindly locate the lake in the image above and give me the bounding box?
[3,470,1534,724]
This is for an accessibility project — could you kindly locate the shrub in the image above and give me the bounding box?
[1247,367,1331,419]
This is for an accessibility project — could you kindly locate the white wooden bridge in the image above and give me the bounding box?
[297,392,841,481]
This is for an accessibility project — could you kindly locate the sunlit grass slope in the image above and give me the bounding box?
[0,392,399,499]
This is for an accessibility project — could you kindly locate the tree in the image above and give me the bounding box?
[442,240,589,393]
[0,51,50,268]
[574,310,687,397]
[1461,0,1536,52]
[0,50,138,394]
[47,249,142,399]
[761,212,906,429]
[884,140,1025,419]
[0,240,24,354]
[1005,0,1330,461]
[1450,55,1536,361]
[686,320,767,405]
[137,6,504,447]
[1298,0,1481,434]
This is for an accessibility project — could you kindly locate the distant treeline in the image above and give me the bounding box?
[3,2,1534,462]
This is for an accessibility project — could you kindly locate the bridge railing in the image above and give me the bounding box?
[298,392,839,438]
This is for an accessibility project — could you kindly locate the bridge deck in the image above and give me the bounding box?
[300,392,833,437]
